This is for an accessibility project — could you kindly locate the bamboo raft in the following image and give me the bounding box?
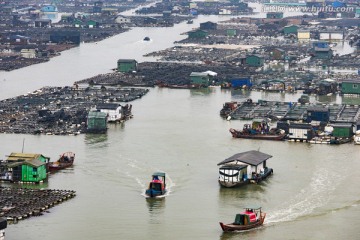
[0,187,76,224]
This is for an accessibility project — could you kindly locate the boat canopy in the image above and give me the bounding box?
[219,164,247,170]
[217,150,272,166]
[152,172,165,177]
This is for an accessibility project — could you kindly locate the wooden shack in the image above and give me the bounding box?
[6,153,49,183]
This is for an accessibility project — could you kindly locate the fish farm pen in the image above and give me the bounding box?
[0,187,76,224]
[225,100,360,123]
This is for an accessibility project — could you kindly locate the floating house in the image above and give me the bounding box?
[96,103,123,122]
[283,25,298,36]
[190,72,211,87]
[306,106,330,123]
[200,21,217,30]
[49,31,81,45]
[340,79,360,95]
[246,54,264,67]
[5,153,49,183]
[117,59,138,73]
[229,76,252,89]
[297,29,310,41]
[310,41,333,60]
[188,29,208,39]
[217,150,273,187]
[115,15,131,24]
[0,218,6,240]
[86,111,108,133]
[288,122,315,141]
[331,123,353,138]
[319,31,344,42]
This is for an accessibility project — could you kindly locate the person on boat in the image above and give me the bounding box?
[153,175,161,183]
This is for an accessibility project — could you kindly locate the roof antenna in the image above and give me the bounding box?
[22,138,25,153]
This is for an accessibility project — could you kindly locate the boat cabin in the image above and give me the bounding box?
[217,150,273,187]
[234,207,261,225]
[145,172,166,197]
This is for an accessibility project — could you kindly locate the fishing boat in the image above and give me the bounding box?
[229,119,286,141]
[219,207,266,232]
[48,152,75,172]
[145,172,166,198]
[217,150,273,187]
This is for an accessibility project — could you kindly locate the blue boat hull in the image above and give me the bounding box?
[145,189,166,198]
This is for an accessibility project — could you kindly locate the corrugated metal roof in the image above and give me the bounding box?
[88,111,107,118]
[6,153,43,161]
[217,150,272,166]
[7,159,45,168]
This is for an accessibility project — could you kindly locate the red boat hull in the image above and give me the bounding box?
[229,128,286,140]
[220,213,266,232]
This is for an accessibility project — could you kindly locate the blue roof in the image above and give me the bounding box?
[41,5,58,12]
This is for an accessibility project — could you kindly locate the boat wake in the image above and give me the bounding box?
[265,167,343,225]
[118,157,175,197]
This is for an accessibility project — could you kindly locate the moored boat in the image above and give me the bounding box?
[229,119,286,140]
[145,172,166,198]
[217,150,273,188]
[48,152,75,173]
[219,207,266,232]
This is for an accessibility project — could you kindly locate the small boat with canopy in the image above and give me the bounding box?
[145,172,166,198]
[219,207,266,232]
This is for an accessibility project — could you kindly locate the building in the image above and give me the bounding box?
[332,123,353,138]
[297,29,310,41]
[117,59,138,73]
[86,111,108,133]
[115,15,131,24]
[86,20,99,28]
[310,41,333,59]
[319,31,344,42]
[270,48,285,60]
[34,19,51,27]
[21,49,36,58]
[96,103,123,122]
[340,79,360,94]
[288,122,315,141]
[0,218,6,240]
[229,76,252,89]
[93,1,103,13]
[50,31,81,44]
[245,54,264,67]
[266,12,283,19]
[200,21,217,30]
[188,29,208,39]
[190,72,211,87]
[6,153,49,183]
[283,25,298,36]
[306,106,330,123]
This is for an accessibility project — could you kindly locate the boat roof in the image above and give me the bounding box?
[219,164,247,170]
[243,206,262,210]
[217,150,272,166]
[152,172,165,177]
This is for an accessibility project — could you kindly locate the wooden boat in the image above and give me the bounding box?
[143,36,150,41]
[219,207,266,232]
[145,172,166,198]
[48,152,75,173]
[229,120,286,140]
[218,150,273,188]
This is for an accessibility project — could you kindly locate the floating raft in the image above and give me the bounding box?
[0,187,76,224]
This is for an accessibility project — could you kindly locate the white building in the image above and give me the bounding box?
[96,103,123,122]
